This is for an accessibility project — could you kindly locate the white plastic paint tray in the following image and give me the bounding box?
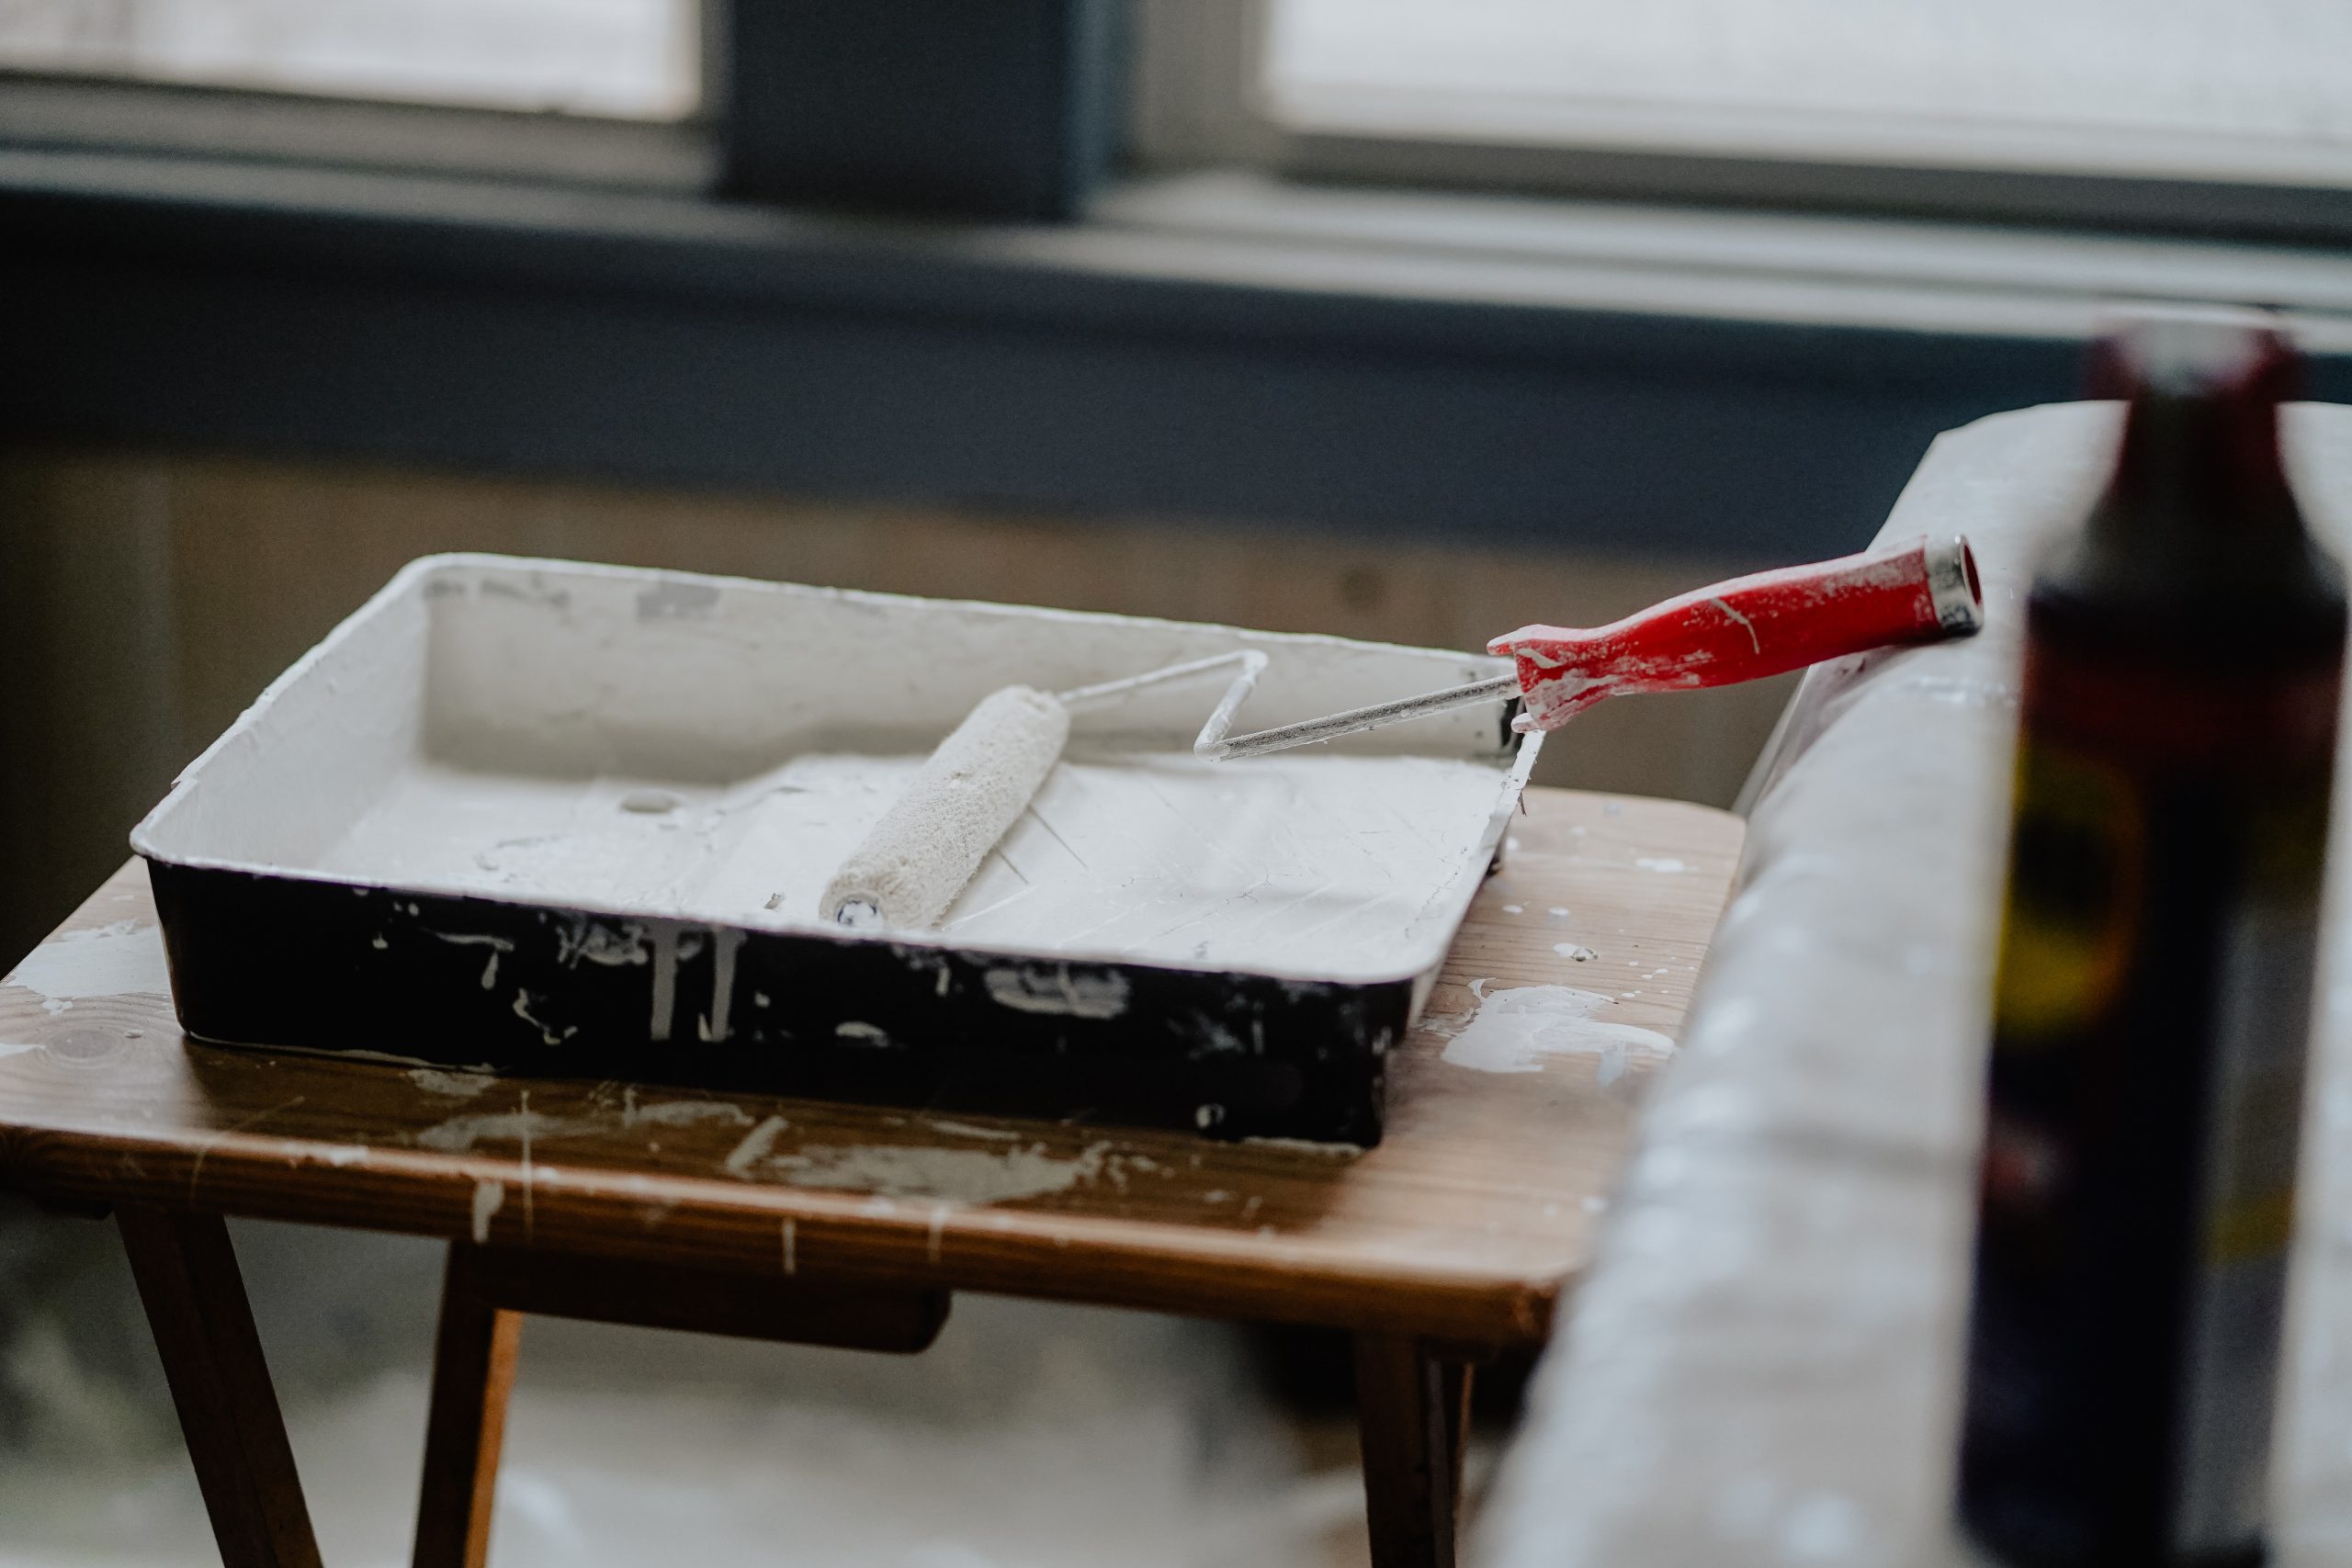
[132,555,1539,1143]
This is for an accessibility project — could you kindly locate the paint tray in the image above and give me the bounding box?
[132,556,1538,1144]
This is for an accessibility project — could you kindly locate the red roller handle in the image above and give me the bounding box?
[1488,533,1983,732]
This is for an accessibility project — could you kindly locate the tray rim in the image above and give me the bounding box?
[130,550,1542,988]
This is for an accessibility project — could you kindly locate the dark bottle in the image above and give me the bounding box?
[1960,310,2346,1566]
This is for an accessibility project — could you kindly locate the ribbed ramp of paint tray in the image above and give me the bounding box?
[318,748,1508,980]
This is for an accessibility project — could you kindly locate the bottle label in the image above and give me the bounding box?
[2173,773,2328,1553]
[1971,649,2336,1559]
[1991,739,2143,1045]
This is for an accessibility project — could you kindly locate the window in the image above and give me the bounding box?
[1262,0,2352,186]
[0,0,697,119]
[1136,0,2352,240]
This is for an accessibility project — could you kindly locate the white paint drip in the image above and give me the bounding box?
[982,966,1130,1020]
[1634,857,1689,874]
[1709,595,1762,654]
[408,1067,493,1099]
[622,1098,752,1130]
[1554,943,1599,961]
[519,1090,535,1235]
[780,1215,797,1275]
[512,989,576,1046]
[471,1179,504,1243]
[835,1021,890,1046]
[560,922,650,968]
[924,1118,1023,1142]
[4,921,170,1008]
[0,1041,43,1060]
[430,931,514,989]
[648,924,679,1043]
[1237,1136,1362,1156]
[1440,984,1676,1076]
[724,1114,791,1174]
[701,927,746,1042]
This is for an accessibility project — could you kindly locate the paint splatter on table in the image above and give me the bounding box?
[0,787,1738,1346]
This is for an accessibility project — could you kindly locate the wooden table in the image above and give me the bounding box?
[0,786,1740,1568]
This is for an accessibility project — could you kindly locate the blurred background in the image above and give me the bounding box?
[6,6,2352,1563]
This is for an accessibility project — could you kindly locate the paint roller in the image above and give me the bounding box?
[820,535,1981,931]
[820,652,1266,929]
[1199,533,1983,758]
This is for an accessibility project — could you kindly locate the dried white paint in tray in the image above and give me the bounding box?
[1440,984,1675,1081]
[131,555,1535,987]
[314,750,1511,979]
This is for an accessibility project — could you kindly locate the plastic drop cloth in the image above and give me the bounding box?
[1478,401,2352,1567]
[0,1208,1355,1566]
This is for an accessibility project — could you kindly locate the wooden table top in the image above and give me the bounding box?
[0,787,1740,1348]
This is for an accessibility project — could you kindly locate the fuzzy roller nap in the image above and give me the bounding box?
[820,685,1071,929]
[814,651,1269,931]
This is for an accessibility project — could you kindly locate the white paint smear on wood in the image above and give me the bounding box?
[618,1095,752,1130]
[408,1067,494,1099]
[722,1114,790,1173]
[3,921,170,1010]
[922,1118,1024,1142]
[1441,984,1676,1076]
[753,1141,1122,1204]
[417,1109,602,1154]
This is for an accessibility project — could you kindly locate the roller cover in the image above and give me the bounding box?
[820,685,1071,929]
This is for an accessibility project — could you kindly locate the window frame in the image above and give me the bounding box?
[1130,0,2352,246]
[0,72,714,189]
[0,0,706,123]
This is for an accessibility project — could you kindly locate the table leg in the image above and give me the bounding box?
[413,1244,524,1568]
[1354,1332,1474,1568]
[116,1208,322,1568]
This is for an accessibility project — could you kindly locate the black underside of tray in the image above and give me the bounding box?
[146,861,1407,1145]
